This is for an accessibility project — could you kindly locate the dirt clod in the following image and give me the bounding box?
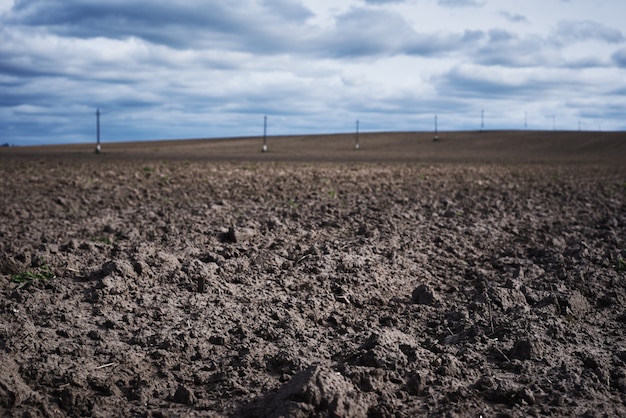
[411,284,438,305]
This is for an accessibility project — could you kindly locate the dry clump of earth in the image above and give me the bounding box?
[1,134,626,417]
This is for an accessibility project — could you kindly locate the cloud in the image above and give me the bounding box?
[500,11,528,24]
[467,29,553,67]
[553,20,624,44]
[438,0,483,8]
[260,0,313,21]
[613,48,626,67]
[468,24,621,70]
[436,64,540,100]
[4,0,483,61]
[363,0,405,4]
[436,62,625,114]
[315,7,479,58]
[5,0,313,53]
[318,8,416,57]
[430,63,626,131]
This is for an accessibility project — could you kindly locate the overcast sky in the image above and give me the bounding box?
[1,0,625,145]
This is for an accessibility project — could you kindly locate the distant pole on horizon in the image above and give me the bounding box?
[95,108,101,154]
[524,112,528,129]
[355,120,360,150]
[480,109,485,132]
[262,115,268,152]
[433,114,439,141]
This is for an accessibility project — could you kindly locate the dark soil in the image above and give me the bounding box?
[1,132,625,417]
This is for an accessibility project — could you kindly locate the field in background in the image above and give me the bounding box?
[2,130,625,164]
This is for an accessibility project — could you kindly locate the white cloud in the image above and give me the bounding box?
[500,11,528,24]
[553,20,624,44]
[0,0,13,16]
[613,48,626,67]
[438,0,484,8]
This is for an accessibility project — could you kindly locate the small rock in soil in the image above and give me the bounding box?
[219,226,237,243]
[240,365,367,417]
[172,384,195,405]
[510,337,538,361]
[412,284,438,305]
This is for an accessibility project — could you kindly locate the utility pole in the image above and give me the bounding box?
[433,114,439,141]
[524,112,528,129]
[355,120,360,150]
[95,108,101,154]
[262,115,268,152]
[480,109,485,132]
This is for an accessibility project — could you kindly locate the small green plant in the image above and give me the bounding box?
[12,265,56,289]
[143,166,154,173]
[616,256,626,272]
[286,199,298,208]
[328,189,337,199]
[95,236,113,245]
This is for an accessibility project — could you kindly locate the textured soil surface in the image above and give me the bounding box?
[1,132,626,417]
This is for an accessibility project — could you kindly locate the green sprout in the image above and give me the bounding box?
[12,265,56,289]
[95,236,113,245]
[616,256,626,273]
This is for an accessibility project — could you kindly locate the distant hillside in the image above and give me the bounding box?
[2,130,625,164]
